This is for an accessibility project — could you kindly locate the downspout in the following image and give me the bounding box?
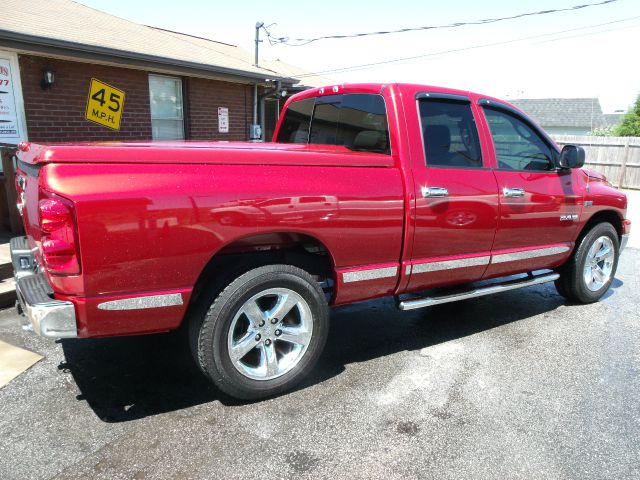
[252,21,264,141]
[257,83,282,138]
[260,96,266,141]
[253,84,258,136]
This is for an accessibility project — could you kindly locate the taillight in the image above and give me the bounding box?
[39,193,80,275]
[39,198,71,232]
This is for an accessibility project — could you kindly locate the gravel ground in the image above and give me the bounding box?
[0,245,638,480]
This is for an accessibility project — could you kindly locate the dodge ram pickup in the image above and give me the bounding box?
[12,83,631,400]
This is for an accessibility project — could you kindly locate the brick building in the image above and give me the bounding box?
[0,0,329,232]
[17,56,259,143]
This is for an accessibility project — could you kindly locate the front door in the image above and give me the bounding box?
[479,104,584,278]
[406,95,499,292]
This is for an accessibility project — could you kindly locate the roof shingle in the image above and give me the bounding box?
[510,98,605,128]
[0,0,307,83]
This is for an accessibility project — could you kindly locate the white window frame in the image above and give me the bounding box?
[148,74,184,140]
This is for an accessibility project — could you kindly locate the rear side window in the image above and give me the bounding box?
[277,94,390,154]
[419,99,483,168]
[309,95,341,145]
[276,98,314,143]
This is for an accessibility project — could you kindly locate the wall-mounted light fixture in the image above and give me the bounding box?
[41,66,55,90]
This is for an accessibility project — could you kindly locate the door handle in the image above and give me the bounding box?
[421,186,449,198]
[503,187,525,198]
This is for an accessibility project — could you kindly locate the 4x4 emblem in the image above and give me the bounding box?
[560,214,578,222]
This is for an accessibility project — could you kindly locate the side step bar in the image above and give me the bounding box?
[397,273,560,311]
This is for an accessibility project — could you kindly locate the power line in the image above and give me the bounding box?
[264,0,621,46]
[293,15,640,78]
[533,22,640,44]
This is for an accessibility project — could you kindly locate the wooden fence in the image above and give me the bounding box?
[552,135,640,190]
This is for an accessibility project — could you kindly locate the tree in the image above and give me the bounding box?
[614,94,640,136]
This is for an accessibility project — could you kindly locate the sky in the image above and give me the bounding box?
[78,0,640,112]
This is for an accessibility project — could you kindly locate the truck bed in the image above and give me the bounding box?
[16,141,394,168]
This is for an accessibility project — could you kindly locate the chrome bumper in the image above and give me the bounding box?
[12,237,77,339]
[620,234,629,252]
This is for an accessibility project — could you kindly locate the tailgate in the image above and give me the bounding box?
[15,146,44,252]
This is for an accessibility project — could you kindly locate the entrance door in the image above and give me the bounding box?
[406,95,499,292]
[479,103,584,278]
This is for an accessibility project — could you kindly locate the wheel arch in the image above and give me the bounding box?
[183,231,336,327]
[578,209,624,244]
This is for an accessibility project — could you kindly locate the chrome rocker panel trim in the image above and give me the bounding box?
[351,246,570,284]
[97,293,183,311]
[342,266,398,283]
[410,255,491,274]
[491,246,570,264]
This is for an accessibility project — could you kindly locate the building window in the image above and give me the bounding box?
[149,74,184,140]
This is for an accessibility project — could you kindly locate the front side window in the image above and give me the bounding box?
[149,75,184,140]
[419,99,483,168]
[483,107,555,171]
[277,94,390,154]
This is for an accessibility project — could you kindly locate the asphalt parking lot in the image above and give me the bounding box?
[0,243,638,480]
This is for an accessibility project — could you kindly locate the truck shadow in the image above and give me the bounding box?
[60,280,622,422]
[59,331,217,423]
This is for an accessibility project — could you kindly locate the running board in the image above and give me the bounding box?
[397,273,560,311]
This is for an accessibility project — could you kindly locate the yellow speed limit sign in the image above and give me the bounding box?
[85,78,125,130]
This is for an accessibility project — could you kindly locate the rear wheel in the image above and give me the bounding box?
[555,222,619,303]
[191,264,329,400]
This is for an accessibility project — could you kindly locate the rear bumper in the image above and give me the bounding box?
[12,237,77,339]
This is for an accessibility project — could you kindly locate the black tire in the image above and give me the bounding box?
[190,264,329,400]
[555,222,619,304]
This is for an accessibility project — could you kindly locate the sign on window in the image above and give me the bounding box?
[0,58,22,141]
[218,107,229,133]
[85,78,125,130]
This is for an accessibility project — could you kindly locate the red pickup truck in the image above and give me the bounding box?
[13,83,630,399]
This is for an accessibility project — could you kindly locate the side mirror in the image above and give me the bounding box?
[558,145,585,169]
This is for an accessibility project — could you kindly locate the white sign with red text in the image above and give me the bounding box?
[218,107,229,133]
[0,58,21,141]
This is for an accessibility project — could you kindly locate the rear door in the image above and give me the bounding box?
[478,101,582,278]
[405,94,499,292]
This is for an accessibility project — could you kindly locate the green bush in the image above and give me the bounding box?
[614,94,640,137]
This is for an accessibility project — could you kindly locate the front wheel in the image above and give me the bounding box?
[191,264,329,400]
[555,222,619,303]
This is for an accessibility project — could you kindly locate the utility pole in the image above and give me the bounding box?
[251,21,264,141]
[254,21,263,67]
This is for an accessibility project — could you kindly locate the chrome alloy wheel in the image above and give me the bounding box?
[227,288,313,381]
[583,235,615,292]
